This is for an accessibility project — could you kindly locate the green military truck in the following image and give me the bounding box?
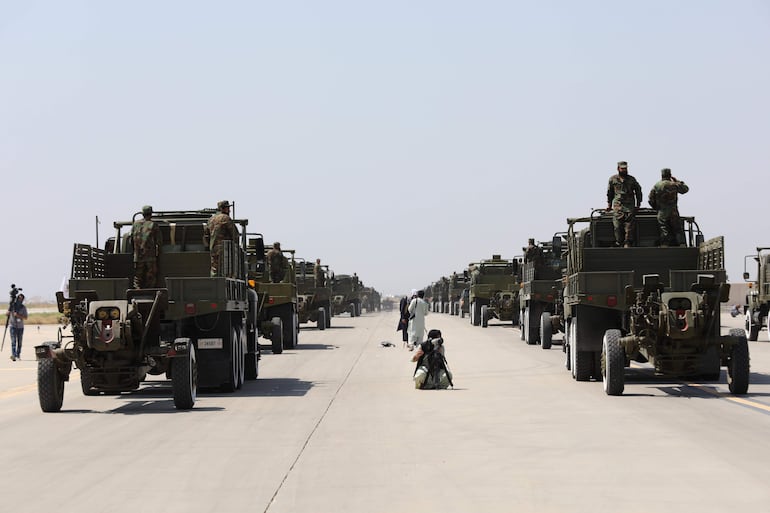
[468,255,521,328]
[361,286,381,313]
[331,274,360,317]
[36,208,259,412]
[519,235,566,348]
[295,258,331,330]
[246,237,300,353]
[562,208,749,396]
[743,247,770,341]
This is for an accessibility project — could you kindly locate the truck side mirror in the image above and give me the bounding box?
[743,272,750,281]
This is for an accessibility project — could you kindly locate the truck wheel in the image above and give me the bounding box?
[747,312,760,341]
[317,307,327,330]
[481,305,489,328]
[727,328,750,394]
[564,320,572,371]
[528,305,541,344]
[700,345,721,381]
[80,368,98,396]
[282,307,298,349]
[221,327,239,392]
[519,310,525,341]
[540,312,553,350]
[38,358,65,413]
[472,302,481,327]
[570,318,591,381]
[245,350,259,380]
[236,326,245,389]
[172,340,197,410]
[271,317,283,354]
[601,329,625,395]
[523,308,529,343]
[325,305,332,327]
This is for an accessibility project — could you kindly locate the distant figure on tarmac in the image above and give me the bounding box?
[131,205,162,288]
[203,200,238,277]
[314,258,325,287]
[397,292,413,346]
[648,168,689,246]
[408,290,430,349]
[266,242,288,283]
[607,161,643,248]
[8,293,28,361]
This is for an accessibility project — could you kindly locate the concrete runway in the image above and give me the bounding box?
[1,311,769,513]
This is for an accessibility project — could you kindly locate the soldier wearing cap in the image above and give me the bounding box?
[314,258,326,287]
[131,205,162,288]
[266,242,289,283]
[523,237,544,266]
[204,200,238,277]
[607,161,643,247]
[648,168,689,246]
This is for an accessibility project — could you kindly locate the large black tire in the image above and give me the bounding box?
[38,358,65,413]
[80,368,98,396]
[481,305,489,328]
[245,350,259,380]
[472,301,481,327]
[221,327,239,392]
[570,318,591,381]
[728,328,750,394]
[317,307,327,331]
[564,320,572,371]
[236,326,245,390]
[524,308,535,345]
[747,312,759,341]
[282,306,298,349]
[325,305,332,327]
[271,317,283,354]
[519,310,525,341]
[601,329,624,396]
[172,340,197,410]
[540,312,553,350]
[700,345,721,381]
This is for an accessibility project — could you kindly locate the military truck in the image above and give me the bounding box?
[331,274,360,317]
[467,255,521,328]
[448,272,469,316]
[361,286,381,313]
[743,247,770,341]
[295,258,331,330]
[519,235,567,347]
[246,237,300,352]
[562,208,749,396]
[35,208,259,412]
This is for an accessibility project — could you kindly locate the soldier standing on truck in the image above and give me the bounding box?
[203,200,238,277]
[266,242,288,283]
[523,238,544,266]
[131,205,162,288]
[648,168,689,247]
[606,161,643,248]
[314,258,326,287]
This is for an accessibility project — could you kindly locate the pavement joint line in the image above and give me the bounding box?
[263,315,377,513]
[0,383,36,399]
[685,382,770,413]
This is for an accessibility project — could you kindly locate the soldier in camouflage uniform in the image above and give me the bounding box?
[203,200,238,277]
[314,258,325,287]
[648,168,689,246]
[131,205,162,288]
[266,242,288,283]
[606,161,643,248]
[523,238,544,266]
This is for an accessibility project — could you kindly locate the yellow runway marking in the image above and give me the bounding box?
[0,384,36,400]
[687,383,770,413]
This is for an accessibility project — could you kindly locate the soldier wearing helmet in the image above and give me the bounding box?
[266,242,288,283]
[131,205,162,288]
[204,200,238,277]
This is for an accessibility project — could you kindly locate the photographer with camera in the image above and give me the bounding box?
[5,286,28,361]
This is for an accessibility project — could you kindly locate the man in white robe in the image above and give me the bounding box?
[408,289,429,348]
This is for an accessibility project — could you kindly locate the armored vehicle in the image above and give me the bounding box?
[331,274,360,317]
[562,208,748,396]
[448,272,469,316]
[743,247,770,341]
[295,258,331,330]
[246,237,299,353]
[519,235,567,347]
[468,255,521,328]
[36,208,259,412]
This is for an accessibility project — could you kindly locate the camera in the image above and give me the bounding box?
[9,284,22,311]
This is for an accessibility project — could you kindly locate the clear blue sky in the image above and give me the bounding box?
[1,1,769,301]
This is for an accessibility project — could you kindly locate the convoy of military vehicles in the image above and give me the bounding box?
[33,195,754,411]
[34,206,382,412]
